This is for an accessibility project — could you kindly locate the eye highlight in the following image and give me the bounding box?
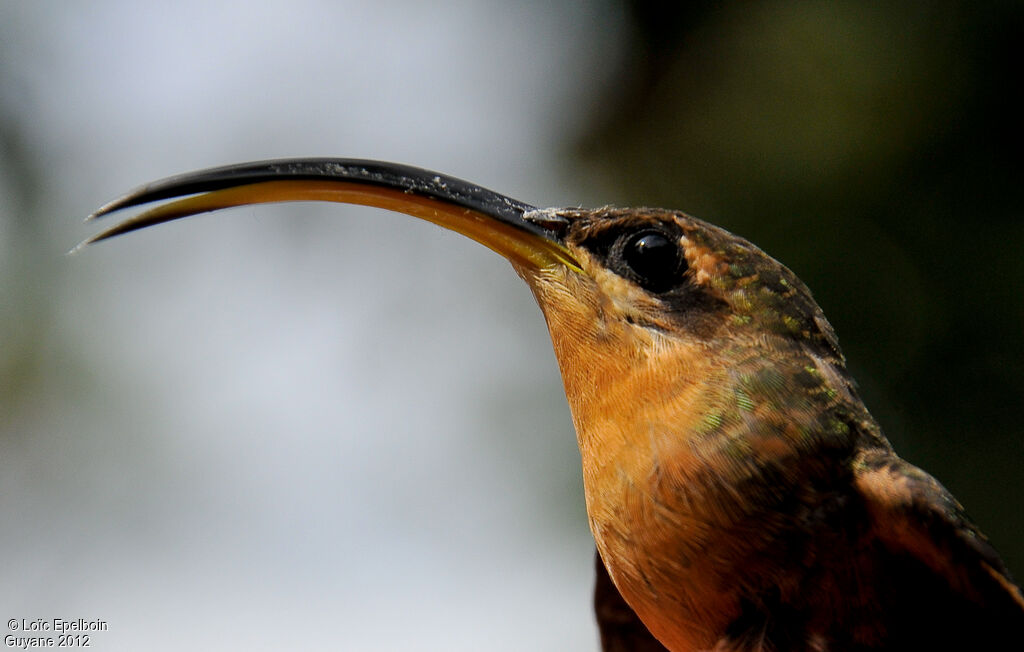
[617,229,686,293]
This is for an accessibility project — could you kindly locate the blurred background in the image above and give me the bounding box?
[1,1,1021,649]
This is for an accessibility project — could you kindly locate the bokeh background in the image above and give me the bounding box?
[2,1,1021,649]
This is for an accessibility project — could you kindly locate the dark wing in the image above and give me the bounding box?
[854,451,1024,648]
[594,550,670,652]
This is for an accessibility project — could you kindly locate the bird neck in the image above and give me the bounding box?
[523,266,880,648]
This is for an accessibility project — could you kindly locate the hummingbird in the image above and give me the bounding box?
[83,158,1024,651]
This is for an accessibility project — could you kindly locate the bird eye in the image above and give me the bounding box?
[619,230,685,293]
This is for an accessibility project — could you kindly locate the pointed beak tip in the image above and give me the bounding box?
[66,237,92,256]
[86,196,131,222]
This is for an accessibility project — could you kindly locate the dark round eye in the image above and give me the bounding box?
[620,230,685,293]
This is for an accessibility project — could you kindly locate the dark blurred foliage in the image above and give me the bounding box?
[0,63,59,434]
[574,1,1023,572]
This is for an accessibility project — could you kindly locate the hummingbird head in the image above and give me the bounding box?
[517,206,843,363]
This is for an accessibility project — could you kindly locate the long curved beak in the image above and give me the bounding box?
[81,158,578,270]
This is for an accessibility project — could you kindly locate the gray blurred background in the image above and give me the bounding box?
[2,1,1020,650]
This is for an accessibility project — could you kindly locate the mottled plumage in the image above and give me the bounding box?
[521,207,1024,650]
